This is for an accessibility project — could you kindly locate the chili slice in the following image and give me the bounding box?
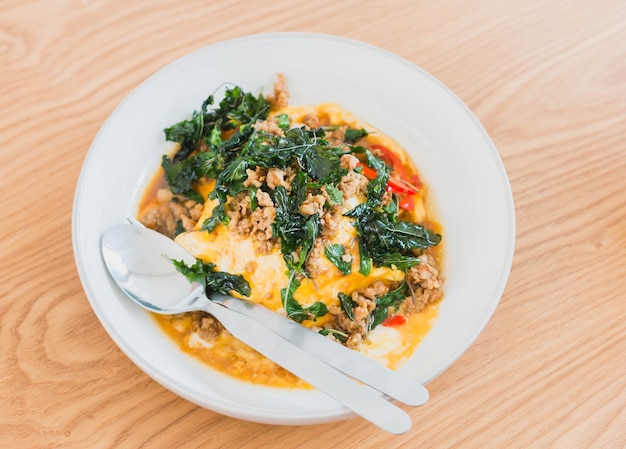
[382,314,407,327]
[398,194,415,211]
[387,177,419,195]
[357,162,378,180]
[370,144,409,180]
[357,162,419,210]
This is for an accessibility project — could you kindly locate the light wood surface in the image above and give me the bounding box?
[2,1,625,448]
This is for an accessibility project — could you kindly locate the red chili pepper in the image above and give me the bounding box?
[409,174,423,190]
[357,163,418,210]
[398,194,415,211]
[382,314,407,327]
[370,144,409,180]
[359,163,417,194]
[387,177,419,195]
[368,144,421,194]
[357,162,378,180]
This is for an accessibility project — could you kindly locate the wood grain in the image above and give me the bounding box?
[1,0,625,448]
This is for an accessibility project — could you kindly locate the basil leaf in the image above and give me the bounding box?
[344,128,368,144]
[165,109,205,162]
[280,274,328,323]
[338,292,356,321]
[183,190,204,205]
[324,184,343,205]
[319,328,348,343]
[217,86,270,129]
[170,258,250,297]
[161,154,201,195]
[367,282,408,332]
[281,274,301,319]
[298,144,345,185]
[208,126,222,147]
[174,219,186,237]
[382,194,399,218]
[270,186,321,274]
[211,155,250,197]
[376,282,408,307]
[291,171,308,207]
[363,149,389,206]
[306,302,329,320]
[351,209,440,269]
[379,253,421,270]
[205,271,251,298]
[299,216,321,268]
[368,307,389,332]
[358,238,372,276]
[200,201,229,232]
[248,188,258,211]
[344,202,369,219]
[324,244,352,275]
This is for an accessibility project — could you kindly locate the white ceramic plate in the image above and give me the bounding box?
[72,32,515,425]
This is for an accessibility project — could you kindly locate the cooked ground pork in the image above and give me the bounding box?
[401,253,444,314]
[324,126,348,147]
[226,191,279,253]
[196,313,223,340]
[305,237,327,276]
[340,153,360,170]
[338,170,369,199]
[319,204,342,238]
[256,189,274,207]
[302,113,320,129]
[243,167,268,188]
[299,193,325,216]
[254,118,283,136]
[327,281,390,349]
[138,188,203,238]
[266,167,292,191]
[381,190,394,207]
[268,73,289,108]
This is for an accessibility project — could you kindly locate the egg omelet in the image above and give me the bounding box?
[138,77,444,388]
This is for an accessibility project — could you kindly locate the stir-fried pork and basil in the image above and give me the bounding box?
[137,75,444,387]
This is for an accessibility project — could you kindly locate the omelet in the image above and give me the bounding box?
[139,79,444,387]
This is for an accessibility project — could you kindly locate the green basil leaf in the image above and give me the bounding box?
[280,275,328,323]
[338,292,356,321]
[368,307,389,332]
[164,109,204,162]
[170,258,250,297]
[344,128,369,144]
[376,282,408,307]
[324,244,352,275]
[201,201,229,232]
[324,184,343,205]
[358,238,372,276]
[319,328,348,343]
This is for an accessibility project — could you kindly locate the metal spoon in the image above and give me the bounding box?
[101,223,413,434]
[124,218,429,408]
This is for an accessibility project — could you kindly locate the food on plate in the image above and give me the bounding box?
[137,75,444,388]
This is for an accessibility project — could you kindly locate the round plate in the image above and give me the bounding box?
[72,32,515,425]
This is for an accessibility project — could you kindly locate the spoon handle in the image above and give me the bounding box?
[203,299,412,434]
[211,294,428,406]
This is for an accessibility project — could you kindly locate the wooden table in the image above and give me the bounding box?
[2,1,625,447]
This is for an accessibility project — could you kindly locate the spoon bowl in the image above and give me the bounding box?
[101,223,204,313]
